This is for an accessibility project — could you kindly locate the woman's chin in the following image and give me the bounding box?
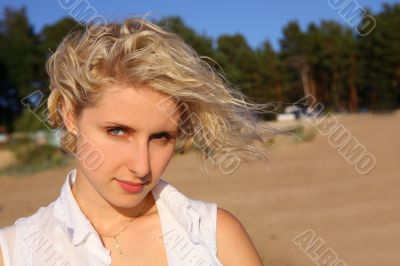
[106,192,150,210]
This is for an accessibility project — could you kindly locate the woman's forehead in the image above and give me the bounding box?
[97,85,177,109]
[82,85,180,128]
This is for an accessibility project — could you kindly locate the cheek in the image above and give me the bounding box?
[91,140,127,172]
[149,142,176,172]
[74,126,122,171]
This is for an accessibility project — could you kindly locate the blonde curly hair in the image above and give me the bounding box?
[46,16,274,174]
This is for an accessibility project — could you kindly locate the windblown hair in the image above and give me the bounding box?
[46,16,274,173]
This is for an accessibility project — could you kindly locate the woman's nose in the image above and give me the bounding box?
[125,141,151,178]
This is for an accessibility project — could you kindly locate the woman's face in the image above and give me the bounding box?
[70,85,180,208]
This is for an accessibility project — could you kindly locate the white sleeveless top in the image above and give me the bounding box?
[0,169,223,266]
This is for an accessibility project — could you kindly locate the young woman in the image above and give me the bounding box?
[0,16,271,266]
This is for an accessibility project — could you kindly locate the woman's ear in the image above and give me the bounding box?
[60,104,78,136]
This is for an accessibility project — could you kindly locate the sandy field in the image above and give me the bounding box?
[0,111,399,266]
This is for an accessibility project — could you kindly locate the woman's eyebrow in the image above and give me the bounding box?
[103,121,178,134]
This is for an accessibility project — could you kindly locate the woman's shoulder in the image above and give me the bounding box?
[154,181,224,265]
[0,246,3,266]
[215,207,264,265]
[8,202,56,226]
[0,211,40,266]
[155,179,262,265]
[0,221,16,266]
[0,201,58,244]
[0,199,69,266]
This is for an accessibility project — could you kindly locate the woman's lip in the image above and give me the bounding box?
[115,179,146,185]
[115,179,147,193]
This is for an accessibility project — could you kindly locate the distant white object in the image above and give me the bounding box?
[277,113,296,121]
[0,133,9,143]
[284,105,301,114]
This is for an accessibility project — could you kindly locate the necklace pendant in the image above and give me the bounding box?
[112,235,123,256]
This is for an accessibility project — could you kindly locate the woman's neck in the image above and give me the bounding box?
[70,170,157,235]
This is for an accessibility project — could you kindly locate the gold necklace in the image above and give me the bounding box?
[98,195,150,256]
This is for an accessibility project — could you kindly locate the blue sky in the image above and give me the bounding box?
[0,0,397,50]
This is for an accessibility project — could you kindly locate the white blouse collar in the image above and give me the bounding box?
[52,168,201,247]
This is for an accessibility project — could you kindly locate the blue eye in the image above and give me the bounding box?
[107,127,126,137]
[152,133,171,141]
